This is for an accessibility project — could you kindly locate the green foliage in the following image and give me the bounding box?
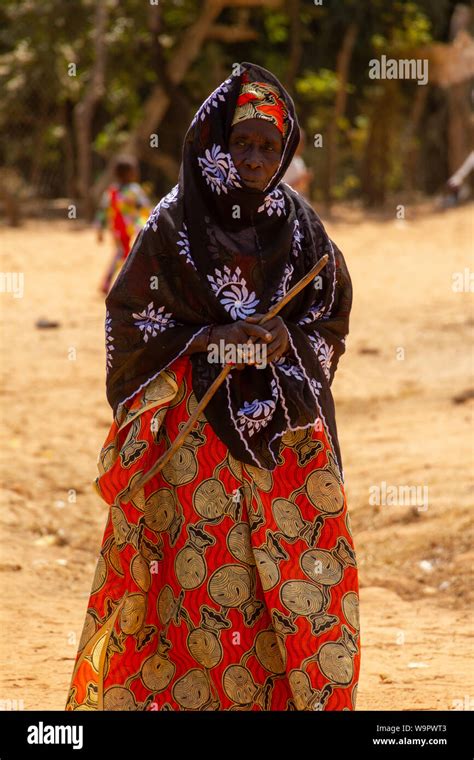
[371,1,432,52]
[296,69,339,100]
[0,0,457,204]
[263,11,289,45]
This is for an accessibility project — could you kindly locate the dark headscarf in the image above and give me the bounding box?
[104,62,353,479]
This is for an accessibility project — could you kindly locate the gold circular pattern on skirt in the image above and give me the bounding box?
[172,669,210,709]
[304,469,344,513]
[175,546,207,589]
[288,670,313,709]
[103,686,138,710]
[243,463,273,492]
[227,522,256,566]
[91,554,107,594]
[187,628,223,669]
[108,541,124,576]
[141,653,175,692]
[130,553,152,592]
[78,612,97,652]
[193,478,230,519]
[254,630,286,674]
[223,665,258,706]
[280,580,324,616]
[144,488,176,532]
[111,506,130,546]
[342,591,360,631]
[156,585,180,626]
[300,549,343,586]
[226,452,242,481]
[161,446,197,486]
[318,641,354,685]
[272,498,306,538]
[253,548,280,591]
[208,564,253,607]
[120,593,147,635]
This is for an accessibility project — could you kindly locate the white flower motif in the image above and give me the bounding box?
[237,380,278,436]
[132,302,177,343]
[270,260,294,305]
[105,310,114,373]
[309,377,323,397]
[298,300,326,325]
[309,335,334,381]
[176,222,196,270]
[191,77,233,126]
[291,218,304,257]
[143,185,179,232]
[274,357,305,381]
[197,144,241,195]
[258,188,285,217]
[226,156,242,189]
[207,265,259,319]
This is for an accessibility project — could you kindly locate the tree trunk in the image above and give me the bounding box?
[323,22,358,212]
[286,0,302,90]
[63,99,76,200]
[401,84,429,196]
[92,0,284,204]
[361,82,399,207]
[447,81,471,175]
[73,1,109,220]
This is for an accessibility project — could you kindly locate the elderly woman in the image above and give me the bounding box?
[65,62,359,712]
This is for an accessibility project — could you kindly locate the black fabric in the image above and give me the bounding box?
[104,62,353,478]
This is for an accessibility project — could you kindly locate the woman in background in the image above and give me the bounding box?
[95,155,151,295]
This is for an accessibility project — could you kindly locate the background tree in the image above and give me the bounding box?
[0,0,471,223]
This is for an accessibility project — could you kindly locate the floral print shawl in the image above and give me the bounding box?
[104,62,353,478]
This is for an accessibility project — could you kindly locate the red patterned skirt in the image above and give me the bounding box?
[65,355,360,711]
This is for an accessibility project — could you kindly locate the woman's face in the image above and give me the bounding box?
[229,118,283,191]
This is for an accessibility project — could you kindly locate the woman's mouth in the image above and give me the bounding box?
[241,176,264,188]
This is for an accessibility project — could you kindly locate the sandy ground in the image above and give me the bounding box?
[0,204,472,711]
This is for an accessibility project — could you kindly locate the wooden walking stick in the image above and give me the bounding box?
[118,254,329,505]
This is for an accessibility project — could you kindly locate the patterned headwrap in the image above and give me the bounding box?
[231,74,289,138]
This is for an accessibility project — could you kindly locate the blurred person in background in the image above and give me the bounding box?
[441,150,474,208]
[95,155,152,294]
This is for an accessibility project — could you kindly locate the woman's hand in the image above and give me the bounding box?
[244,313,290,364]
[187,316,290,370]
[211,319,274,370]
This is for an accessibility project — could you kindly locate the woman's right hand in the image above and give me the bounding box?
[211,320,273,370]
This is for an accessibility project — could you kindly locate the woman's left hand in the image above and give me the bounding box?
[244,313,290,363]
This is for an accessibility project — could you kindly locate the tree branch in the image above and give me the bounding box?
[92,0,284,204]
[74,1,109,217]
[207,23,258,42]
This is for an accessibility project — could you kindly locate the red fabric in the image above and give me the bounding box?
[235,89,287,136]
[232,72,288,137]
[65,356,360,711]
[110,187,131,260]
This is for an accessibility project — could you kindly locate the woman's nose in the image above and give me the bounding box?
[244,147,263,168]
